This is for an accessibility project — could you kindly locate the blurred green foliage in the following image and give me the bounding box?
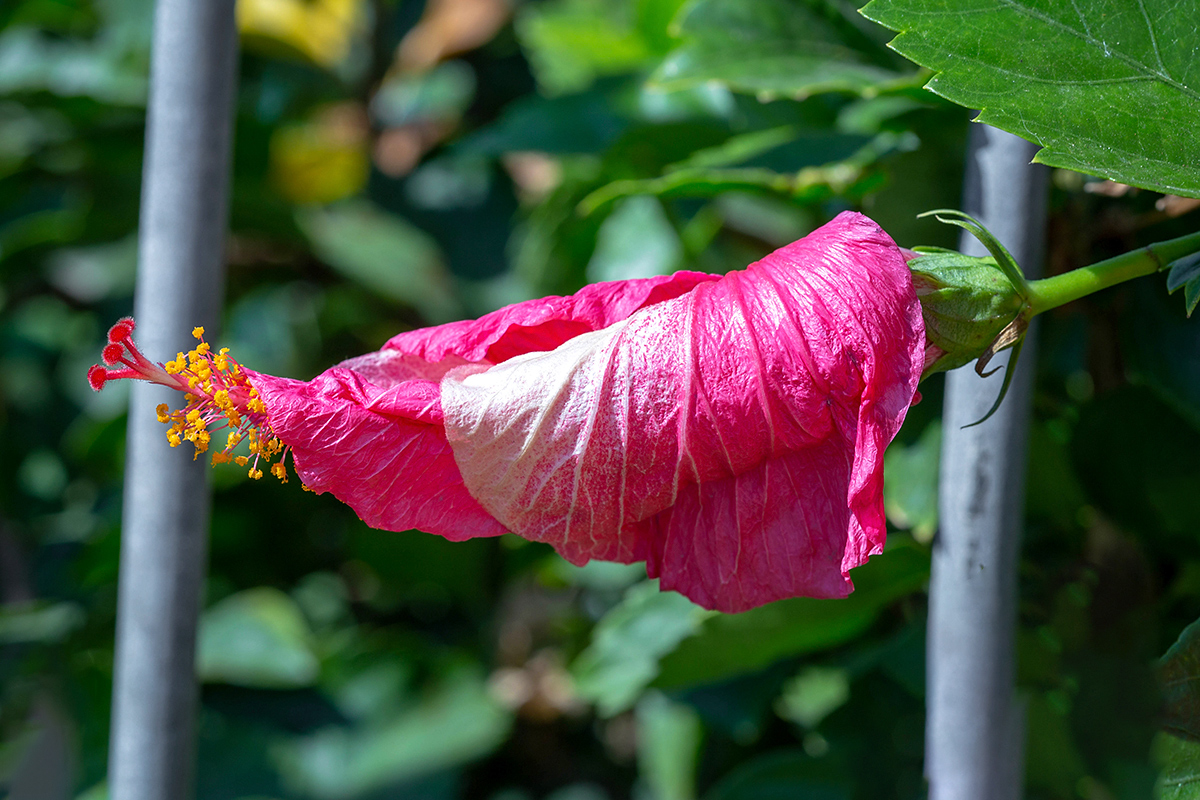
[1,1,1199,799]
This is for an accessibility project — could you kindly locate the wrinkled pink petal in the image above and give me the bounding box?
[383,270,720,365]
[439,212,923,611]
[251,270,721,542]
[252,211,924,613]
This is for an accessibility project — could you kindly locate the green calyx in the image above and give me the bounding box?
[911,210,1034,426]
[909,212,1200,426]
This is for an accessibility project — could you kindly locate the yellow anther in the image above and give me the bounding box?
[186,409,201,423]
[192,326,205,339]
[227,432,242,448]
[165,360,181,375]
[156,404,170,423]
[188,376,200,389]
[235,456,248,466]
[211,452,230,465]
[195,342,210,355]
[167,432,181,447]
[248,468,263,480]
[271,462,287,482]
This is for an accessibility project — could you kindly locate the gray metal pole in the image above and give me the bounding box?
[107,2,237,799]
[925,125,1048,800]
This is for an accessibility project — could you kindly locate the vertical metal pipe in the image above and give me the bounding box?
[107,2,237,799]
[925,125,1048,800]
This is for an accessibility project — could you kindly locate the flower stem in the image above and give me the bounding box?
[1026,229,1200,315]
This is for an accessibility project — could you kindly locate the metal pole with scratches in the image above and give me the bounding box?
[926,125,1048,800]
[107,2,237,798]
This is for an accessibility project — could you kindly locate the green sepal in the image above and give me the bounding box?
[917,209,1029,299]
[907,250,1025,376]
[963,332,1026,429]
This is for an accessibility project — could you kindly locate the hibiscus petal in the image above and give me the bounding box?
[250,271,724,542]
[251,370,505,540]
[440,212,924,612]
[384,270,720,365]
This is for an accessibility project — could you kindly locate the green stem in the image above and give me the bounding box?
[1026,230,1200,315]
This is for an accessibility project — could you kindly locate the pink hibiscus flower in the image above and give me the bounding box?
[92,211,925,612]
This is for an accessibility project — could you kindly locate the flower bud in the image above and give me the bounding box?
[908,249,1027,377]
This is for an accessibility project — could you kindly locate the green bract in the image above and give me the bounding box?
[909,250,1025,375]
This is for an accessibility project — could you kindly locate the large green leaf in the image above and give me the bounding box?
[653,0,907,99]
[861,0,1200,197]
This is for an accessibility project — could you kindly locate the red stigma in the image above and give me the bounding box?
[102,343,125,365]
[108,317,136,343]
[88,365,109,392]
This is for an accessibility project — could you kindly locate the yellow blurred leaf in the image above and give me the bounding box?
[270,103,369,205]
[237,0,363,68]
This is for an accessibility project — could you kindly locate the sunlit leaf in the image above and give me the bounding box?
[572,581,716,717]
[516,0,652,95]
[862,0,1200,197]
[775,666,850,729]
[637,692,703,800]
[273,669,512,799]
[0,601,84,644]
[297,200,461,323]
[197,588,319,689]
[653,0,906,99]
[586,196,683,282]
[0,26,148,105]
[882,419,940,542]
